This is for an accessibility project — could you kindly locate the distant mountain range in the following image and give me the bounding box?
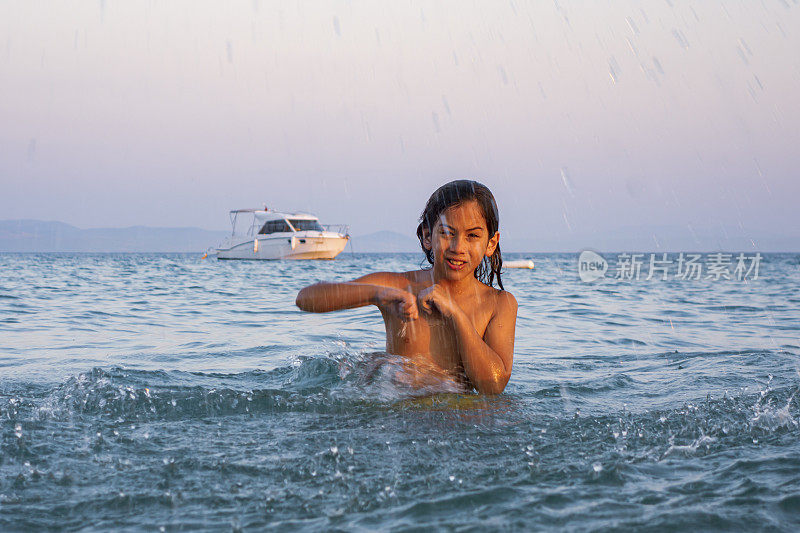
[1,220,798,253]
[0,220,230,253]
[0,220,420,253]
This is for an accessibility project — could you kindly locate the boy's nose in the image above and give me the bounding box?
[449,235,468,253]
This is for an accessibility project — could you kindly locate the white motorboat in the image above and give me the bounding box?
[215,207,349,260]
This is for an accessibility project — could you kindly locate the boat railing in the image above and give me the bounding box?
[322,224,349,236]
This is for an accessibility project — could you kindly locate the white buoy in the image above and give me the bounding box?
[504,259,535,269]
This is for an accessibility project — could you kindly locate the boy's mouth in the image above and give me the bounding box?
[445,258,467,270]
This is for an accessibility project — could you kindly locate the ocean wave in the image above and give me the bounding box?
[2,369,799,530]
[5,353,471,423]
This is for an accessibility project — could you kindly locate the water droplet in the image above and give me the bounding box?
[431,112,441,133]
[672,29,689,50]
[608,58,620,83]
[653,57,664,75]
[498,65,509,86]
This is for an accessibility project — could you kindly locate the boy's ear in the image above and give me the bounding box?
[422,228,432,250]
[485,231,499,257]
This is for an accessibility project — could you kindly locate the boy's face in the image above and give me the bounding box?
[423,200,499,283]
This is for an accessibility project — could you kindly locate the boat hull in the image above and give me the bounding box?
[216,232,348,260]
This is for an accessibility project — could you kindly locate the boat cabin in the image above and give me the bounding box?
[229,208,324,237]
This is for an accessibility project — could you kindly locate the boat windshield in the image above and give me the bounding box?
[258,220,293,234]
[288,219,324,232]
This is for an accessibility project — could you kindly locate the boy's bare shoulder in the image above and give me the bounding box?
[490,287,518,316]
[494,288,517,305]
[403,269,435,285]
[352,271,423,289]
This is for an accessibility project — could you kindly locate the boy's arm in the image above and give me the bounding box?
[453,291,517,394]
[295,282,380,312]
[295,272,418,318]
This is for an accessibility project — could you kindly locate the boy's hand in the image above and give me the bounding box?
[417,284,460,319]
[376,287,419,322]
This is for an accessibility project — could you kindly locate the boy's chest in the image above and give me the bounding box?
[390,299,494,370]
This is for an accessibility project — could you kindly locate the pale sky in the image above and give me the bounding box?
[1,1,798,244]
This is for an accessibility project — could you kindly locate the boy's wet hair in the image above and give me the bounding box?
[416,180,504,290]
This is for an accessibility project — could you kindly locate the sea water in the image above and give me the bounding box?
[1,252,799,530]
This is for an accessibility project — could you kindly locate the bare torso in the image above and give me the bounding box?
[378,270,499,387]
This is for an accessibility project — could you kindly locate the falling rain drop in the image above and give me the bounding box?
[608,57,620,83]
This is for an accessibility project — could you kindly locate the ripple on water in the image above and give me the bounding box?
[1,253,799,530]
